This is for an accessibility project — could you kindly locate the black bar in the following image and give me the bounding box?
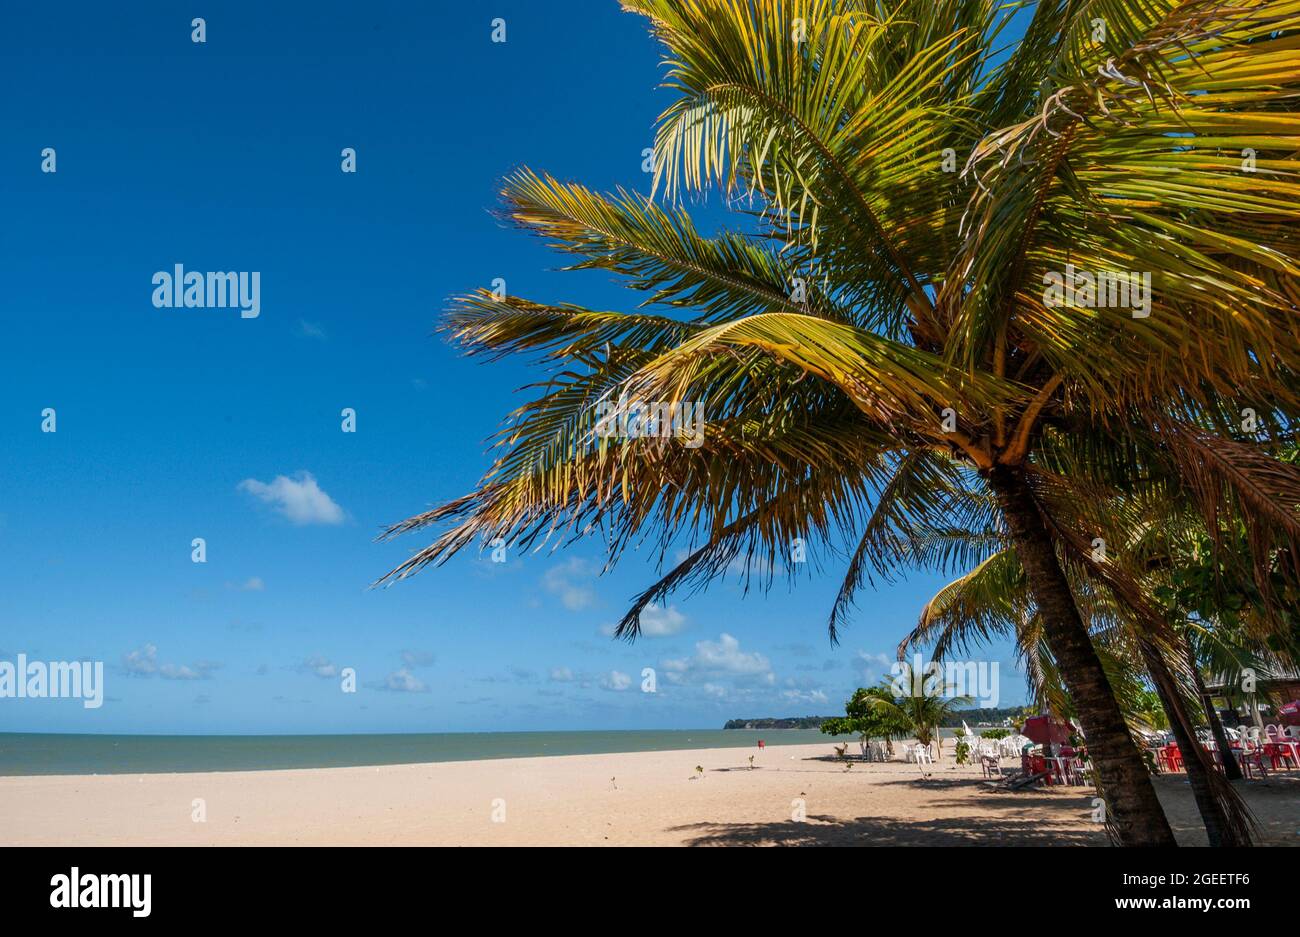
[1,845,1283,923]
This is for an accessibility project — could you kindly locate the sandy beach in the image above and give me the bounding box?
[3,741,1295,846]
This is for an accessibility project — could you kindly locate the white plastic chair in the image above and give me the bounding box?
[914,743,933,765]
[980,754,1002,779]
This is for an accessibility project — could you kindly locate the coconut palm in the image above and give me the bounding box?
[902,535,1260,846]
[896,471,1271,846]
[867,680,974,758]
[1039,432,1300,804]
[1132,690,1170,734]
[380,0,1300,846]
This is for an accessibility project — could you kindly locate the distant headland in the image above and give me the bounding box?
[723,717,832,730]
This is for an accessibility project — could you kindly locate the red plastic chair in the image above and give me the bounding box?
[1263,743,1297,770]
[1237,748,1270,779]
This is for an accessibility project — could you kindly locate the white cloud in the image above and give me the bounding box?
[677,633,769,675]
[639,604,687,637]
[122,643,218,680]
[782,688,830,706]
[661,633,773,686]
[123,644,159,676]
[238,472,344,526]
[542,557,598,611]
[599,603,688,638]
[302,654,338,678]
[400,649,435,668]
[231,576,265,592]
[381,668,428,693]
[856,651,892,681]
[549,666,575,682]
[600,670,632,691]
[160,664,208,680]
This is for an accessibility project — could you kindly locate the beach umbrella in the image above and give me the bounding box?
[1279,700,1300,728]
[1021,715,1072,745]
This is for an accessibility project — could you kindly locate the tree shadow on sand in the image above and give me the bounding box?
[668,772,1296,846]
[1151,772,1300,846]
[667,776,1109,846]
[667,811,1110,846]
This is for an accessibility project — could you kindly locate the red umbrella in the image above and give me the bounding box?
[1279,700,1300,728]
[1022,715,1074,745]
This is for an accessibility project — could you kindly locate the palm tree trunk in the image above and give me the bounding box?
[1186,639,1241,780]
[987,466,1176,847]
[1140,645,1243,846]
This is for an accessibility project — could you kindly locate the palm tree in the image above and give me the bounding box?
[897,487,1264,846]
[867,680,973,759]
[379,0,1300,846]
[1148,507,1300,780]
[904,542,1260,843]
[1132,690,1169,734]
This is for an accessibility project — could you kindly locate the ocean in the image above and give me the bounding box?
[0,729,831,776]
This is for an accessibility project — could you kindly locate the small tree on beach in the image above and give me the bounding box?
[821,685,908,759]
[954,729,972,765]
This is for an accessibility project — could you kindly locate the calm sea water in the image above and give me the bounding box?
[0,729,831,776]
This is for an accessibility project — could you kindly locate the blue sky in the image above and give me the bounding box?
[1,1,1026,735]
